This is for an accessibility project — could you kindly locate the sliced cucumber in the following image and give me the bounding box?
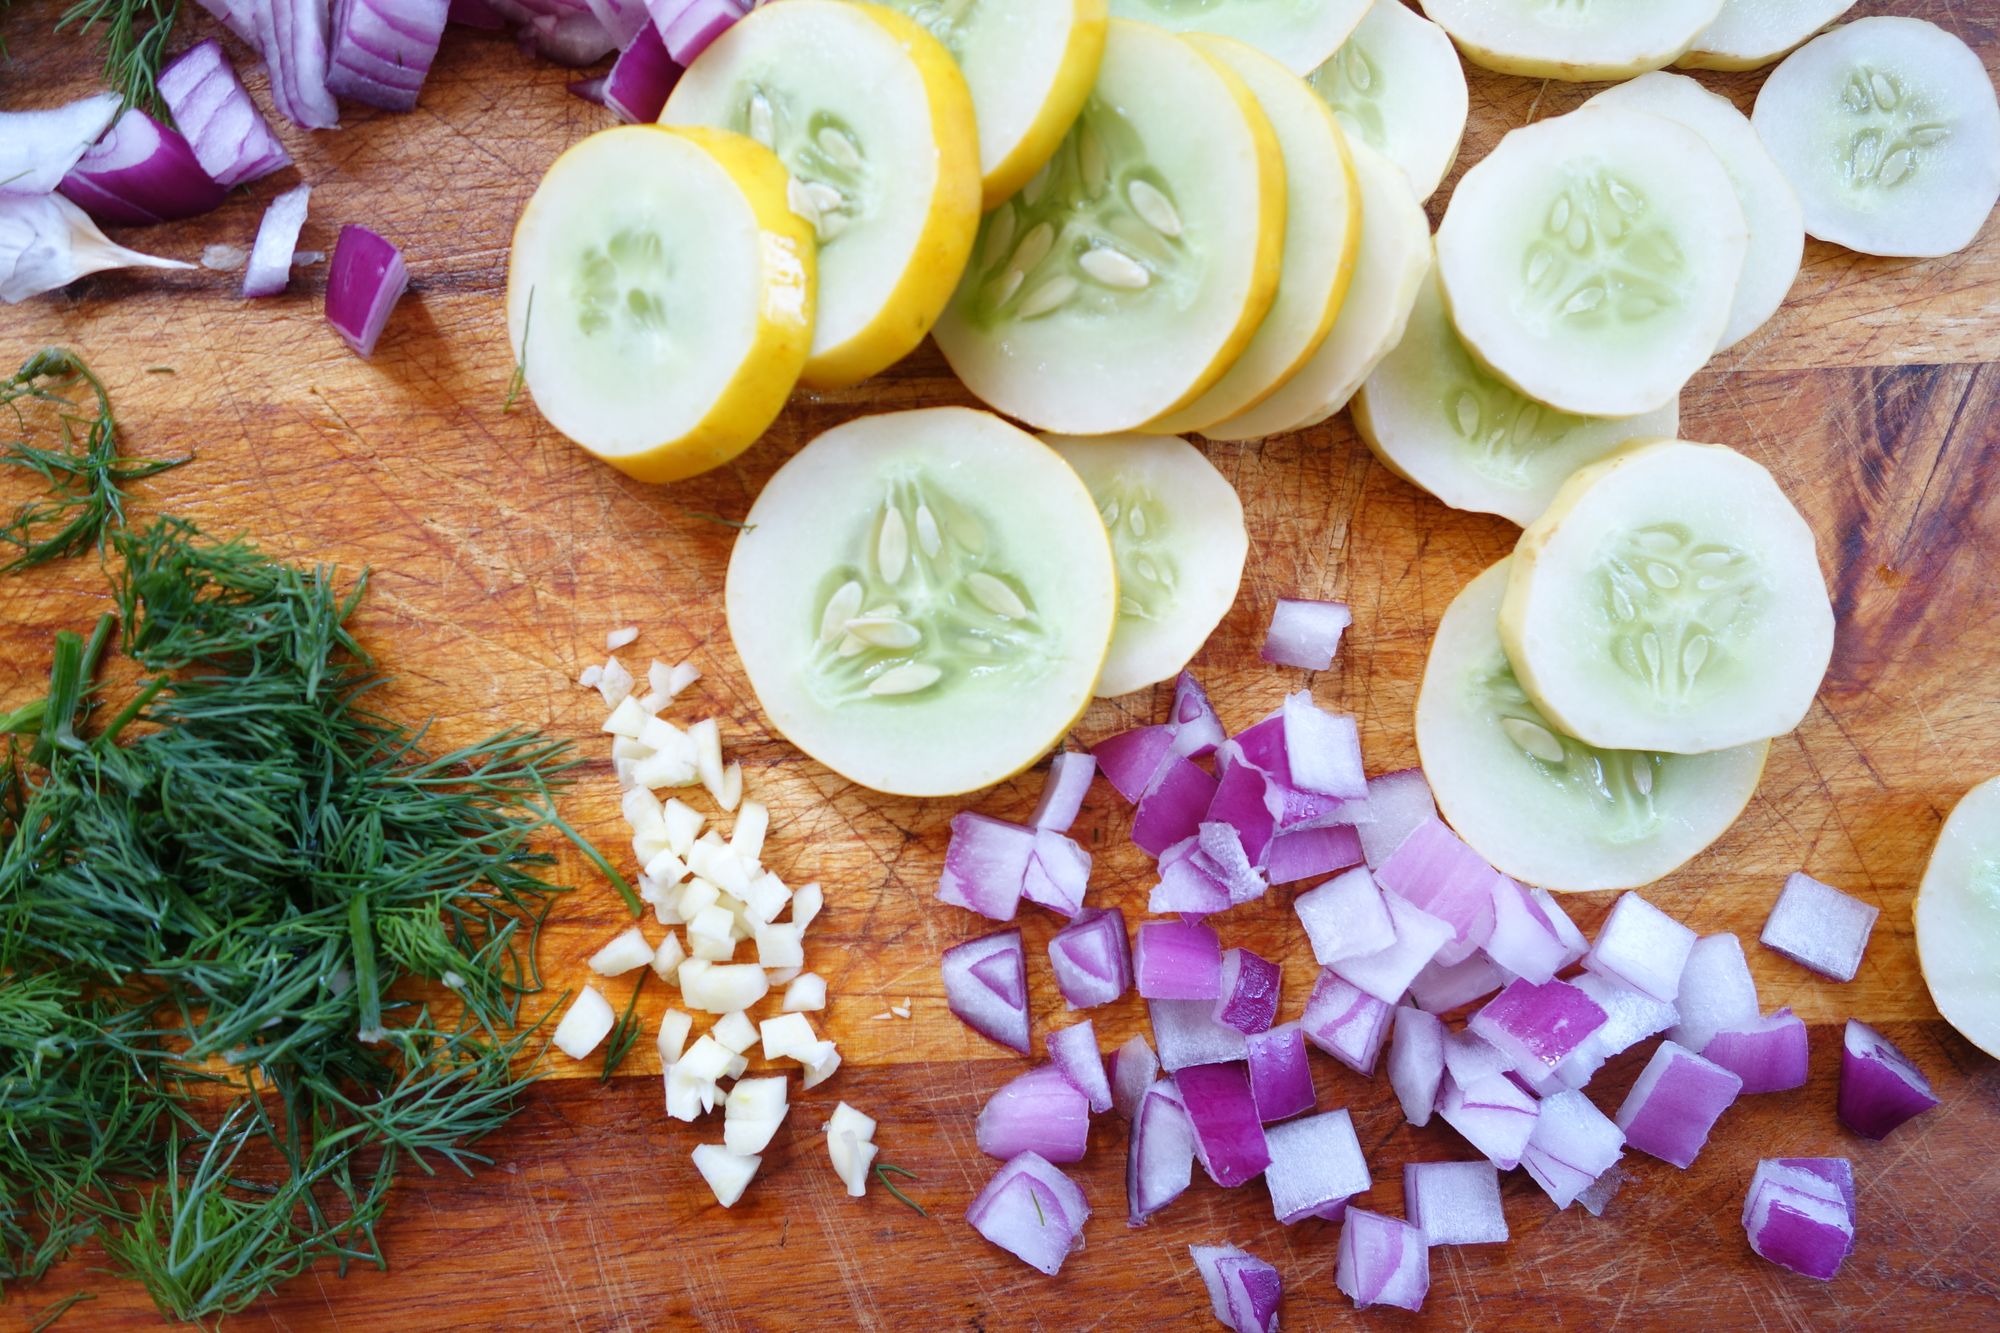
[1678,0,1856,73]
[1420,560,1768,892]
[1204,137,1429,441]
[1915,774,2000,1061]
[881,0,1108,209]
[1435,107,1747,418]
[1306,0,1467,203]
[1353,263,1679,527]
[1041,433,1248,697]
[933,20,1286,435]
[1752,18,2000,259]
[1500,439,1834,755]
[662,0,981,390]
[1109,0,1367,75]
[727,408,1116,797]
[1585,73,1803,352]
[1419,0,1722,81]
[1147,34,1359,436]
[506,125,814,483]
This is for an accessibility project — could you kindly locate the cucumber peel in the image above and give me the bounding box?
[1915,774,2000,1060]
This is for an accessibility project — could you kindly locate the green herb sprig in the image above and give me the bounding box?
[50,0,181,114]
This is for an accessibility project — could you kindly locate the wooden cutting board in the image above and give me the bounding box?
[4,1,1997,1327]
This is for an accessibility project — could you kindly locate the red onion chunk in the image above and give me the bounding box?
[1221,713,1362,831]
[1198,822,1267,905]
[1668,934,1760,1052]
[325,224,408,357]
[1136,919,1223,1000]
[1762,872,1879,983]
[1175,1062,1271,1187]
[1150,998,1249,1071]
[968,1152,1089,1274]
[1127,1082,1196,1225]
[1244,1022,1314,1123]
[1048,907,1131,1010]
[1554,971,1679,1089]
[978,1066,1090,1163]
[1358,768,1436,868]
[1262,598,1351,670]
[1583,891,1696,1003]
[1468,978,1609,1076]
[1484,874,1568,984]
[252,0,341,129]
[1190,1245,1282,1333]
[1532,886,1590,967]
[567,75,609,104]
[1520,1089,1624,1208]
[584,0,649,45]
[1837,1019,1938,1140]
[327,0,449,111]
[1438,1071,1539,1169]
[659,0,744,62]
[937,812,1034,921]
[1388,1006,1445,1127]
[1021,828,1090,919]
[943,928,1030,1053]
[1442,1028,1510,1087]
[525,10,620,63]
[242,183,311,297]
[1030,751,1096,833]
[1615,1041,1743,1168]
[1213,947,1281,1034]
[1408,953,1508,1015]
[196,0,260,45]
[1169,671,1226,758]
[1280,693,1366,798]
[1405,1160,1507,1245]
[1151,837,1232,915]
[1301,970,1392,1075]
[1335,1208,1428,1312]
[1778,1155,1855,1209]
[59,108,226,227]
[1046,1019,1113,1114]
[1265,1108,1369,1227]
[1373,818,1496,966]
[1205,762,1279,864]
[1701,1008,1809,1093]
[1093,724,1174,802]
[1295,866,1395,965]
[3,93,123,197]
[1333,894,1453,1003]
[157,40,292,188]
[1263,823,1361,885]
[1133,754,1219,857]
[1743,1159,1855,1280]
[1110,1033,1159,1120]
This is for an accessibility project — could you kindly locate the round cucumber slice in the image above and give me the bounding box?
[1420,560,1768,893]
[1041,433,1248,697]
[727,408,1116,797]
[1915,774,2000,1061]
[1584,73,1803,352]
[1500,439,1834,755]
[1752,18,2000,259]
[1677,0,1856,72]
[880,0,1108,209]
[1436,107,1748,419]
[932,20,1286,435]
[1205,137,1429,441]
[505,125,814,483]
[1306,0,1467,203]
[1419,0,1722,81]
[1353,262,1679,527]
[1146,35,1359,436]
[1108,0,1367,75]
[662,0,981,390]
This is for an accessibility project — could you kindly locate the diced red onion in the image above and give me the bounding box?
[1743,1158,1855,1280]
[58,108,225,227]
[968,1151,1089,1274]
[1198,822,1267,905]
[942,928,1029,1053]
[195,0,260,46]
[1388,1006,1445,1127]
[1442,1028,1510,1087]
[326,0,448,111]
[1577,1164,1627,1217]
[1135,919,1223,1000]
[1244,1022,1313,1123]
[583,0,649,45]
[1332,894,1453,1003]
[1092,724,1174,802]
[1264,1107,1368,1225]
[1778,1155,1854,1208]
[569,75,609,105]
[1484,874,1567,984]
[1,92,122,196]
[1668,933,1760,1052]
[523,10,621,63]
[1531,885,1590,967]
[1554,971,1678,1089]
[1213,948,1280,1034]
[1701,1007,1808,1093]
[1205,762,1278,864]
[1175,1062,1271,1188]
[1520,1089,1624,1208]
[1295,866,1395,965]
[157,40,292,188]
[1022,828,1090,919]
[1335,1207,1428,1312]
[937,812,1033,921]
[1583,891,1696,1003]
[1300,970,1392,1076]
[1047,907,1130,1010]
[1150,998,1248,1071]
[1046,1019,1113,1114]
[977,1065,1090,1163]
[1133,754,1219,857]
[1437,1071,1539,1169]
[1262,598,1351,670]
[1221,713,1362,831]
[1373,818,1496,965]
[1190,1245,1281,1333]
[1110,1033,1159,1120]
[1263,824,1361,885]
[448,0,507,26]
[1468,978,1609,1077]
[1358,768,1436,868]
[1169,671,1226,758]
[1151,836,1231,915]
[1408,953,1507,1014]
[652,0,746,63]
[1280,692,1366,798]
[241,183,311,297]
[1615,1040,1743,1168]
[1762,872,1879,983]
[1030,751,1096,833]
[325,224,408,357]
[247,0,341,128]
[1127,1082,1196,1225]
[1404,1160,1508,1245]
[1837,1019,1938,1140]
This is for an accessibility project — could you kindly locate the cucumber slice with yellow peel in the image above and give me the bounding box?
[1420,560,1768,893]
[1146,35,1358,436]
[1584,73,1803,353]
[1353,263,1679,527]
[1109,0,1367,75]
[1752,18,2000,259]
[1204,137,1428,441]
[1436,108,1747,419]
[1041,433,1248,697]
[1915,775,2000,1061]
[662,0,980,390]
[881,0,1108,209]
[505,125,814,484]
[933,20,1287,435]
[1418,0,1722,81]
[1500,439,1834,756]
[1677,0,1855,73]
[727,408,1116,797]
[1307,0,1467,203]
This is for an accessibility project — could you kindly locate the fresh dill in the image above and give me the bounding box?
[26,1290,95,1332]
[599,974,647,1082]
[504,288,533,413]
[51,0,181,114]
[873,1163,927,1217]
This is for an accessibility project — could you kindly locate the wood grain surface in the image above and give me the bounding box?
[3,1,1998,1328]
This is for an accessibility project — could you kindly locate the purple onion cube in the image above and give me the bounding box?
[1133,753,1221,857]
[1263,598,1351,670]
[1335,1207,1428,1312]
[1029,750,1096,832]
[1438,1072,1540,1169]
[1667,933,1760,1052]
[1333,893,1454,1003]
[1137,919,1225,1000]
[1245,1022,1315,1123]
[1264,1108,1369,1226]
[1110,1033,1160,1120]
[1127,1082,1196,1225]
[1838,1019,1938,1140]
[1151,998,1249,1071]
[1532,886,1591,967]
[1204,761,1279,864]
[1199,821,1268,905]
[1301,970,1393,1075]
[943,928,1029,1053]
[1190,1244,1282,1333]
[1047,907,1131,1009]
[1280,692,1366,798]
[977,1066,1090,1163]
[1762,872,1879,983]
[1046,1019,1113,1114]
[1404,1160,1508,1245]
[1373,818,1497,965]
[1174,1062,1271,1187]
[1484,874,1569,984]
[1389,1006,1446,1127]
[1469,978,1609,1075]
[1702,1008,1809,1093]
[1521,1089,1625,1209]
[967,1152,1089,1275]
[1443,1028,1512,1087]
[1359,768,1437,868]
[1616,1041,1743,1168]
[1743,1159,1855,1280]
[1168,671,1226,759]
[1263,823,1363,885]
[1214,948,1281,1034]
[1777,1155,1854,1210]
[1020,827,1091,918]
[937,812,1034,921]
[1408,952,1508,1015]
[1220,712,1358,832]
[1295,866,1396,965]
[1093,724,1175,802]
[1151,838,1233,916]
[1555,971,1679,1089]
[1584,891,1696,1003]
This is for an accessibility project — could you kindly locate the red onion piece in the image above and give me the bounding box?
[1701,1007,1809,1093]
[1467,978,1609,1077]
[1127,1082,1195,1225]
[1150,997,1248,1071]
[1133,753,1218,857]
[968,1152,1089,1274]
[1388,1006,1445,1127]
[1483,874,1567,984]
[1554,971,1679,1089]
[1438,1071,1539,1169]
[1262,823,1361,885]
[1358,767,1436,867]
[1262,597,1351,670]
[1373,818,1496,966]
[1301,970,1392,1075]
[583,0,648,45]
[1263,1108,1369,1226]
[326,0,449,111]
[1405,1160,1507,1245]
[1047,907,1130,1009]
[1332,893,1453,1003]
[241,182,311,297]
[1169,670,1225,758]
[1837,1019,1938,1140]
[937,811,1034,921]
[1408,953,1507,1015]
[523,11,620,64]
[1092,724,1174,802]
[325,224,407,356]
[1175,1062,1271,1187]
[448,0,507,26]
[58,109,226,227]
[1135,919,1223,1000]
[195,0,260,46]
[1221,713,1361,832]
[1615,1040,1743,1168]
[1244,1022,1313,1123]
[1204,762,1279,864]
[1743,1159,1855,1280]
[942,928,1029,1053]
[1021,828,1090,919]
[1046,1019,1113,1114]
[2,92,122,196]
[1190,1245,1281,1333]
[1520,1089,1624,1208]
[602,20,682,121]
[1778,1155,1854,1208]
[1198,822,1267,905]
[656,0,744,62]
[157,40,292,188]
[1029,751,1095,833]
[250,0,341,129]
[977,1065,1090,1163]
[1583,890,1696,1003]
[1213,948,1280,1034]
[1335,1207,1428,1312]
[1443,1028,1511,1087]
[1531,885,1589,967]
[1668,933,1760,1052]
[1762,872,1879,983]
[1150,836,1232,915]
[1280,693,1366,798]
[1295,866,1395,965]
[1110,1033,1159,1120]
[567,74,609,105]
